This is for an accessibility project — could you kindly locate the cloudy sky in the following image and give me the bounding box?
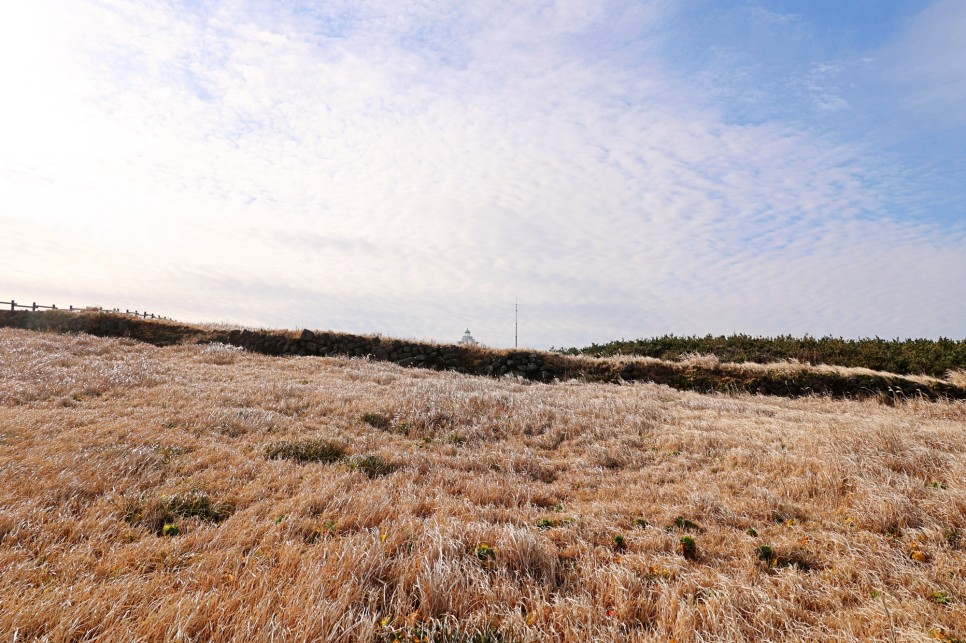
[2,1,964,348]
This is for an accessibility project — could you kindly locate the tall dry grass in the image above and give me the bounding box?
[0,329,964,642]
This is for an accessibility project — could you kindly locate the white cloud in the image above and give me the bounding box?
[1,0,963,348]
[882,0,966,125]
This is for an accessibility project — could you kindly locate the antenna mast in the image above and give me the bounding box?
[515,299,518,349]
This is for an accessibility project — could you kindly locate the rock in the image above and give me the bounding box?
[300,329,316,341]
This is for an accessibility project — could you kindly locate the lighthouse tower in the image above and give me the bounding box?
[458,328,478,345]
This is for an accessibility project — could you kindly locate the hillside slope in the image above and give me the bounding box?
[1,329,964,641]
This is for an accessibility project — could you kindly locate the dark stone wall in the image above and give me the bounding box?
[220,328,564,383]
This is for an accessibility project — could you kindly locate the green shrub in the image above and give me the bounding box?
[560,334,966,378]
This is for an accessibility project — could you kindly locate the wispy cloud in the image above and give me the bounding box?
[1,1,963,347]
[882,0,966,125]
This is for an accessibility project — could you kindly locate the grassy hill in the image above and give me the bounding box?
[2,310,966,403]
[1,324,965,641]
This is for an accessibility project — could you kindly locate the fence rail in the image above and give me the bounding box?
[1,299,171,321]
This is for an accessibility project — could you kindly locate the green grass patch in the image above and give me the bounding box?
[350,454,399,478]
[123,490,234,535]
[264,438,348,464]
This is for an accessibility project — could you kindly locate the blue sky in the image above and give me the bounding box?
[1,1,964,348]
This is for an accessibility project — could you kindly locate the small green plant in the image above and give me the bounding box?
[944,529,961,549]
[931,591,952,605]
[361,412,392,430]
[161,523,179,537]
[679,535,697,560]
[634,518,648,528]
[447,433,466,446]
[672,516,701,531]
[746,528,758,537]
[350,454,399,479]
[613,534,627,551]
[264,438,347,464]
[928,480,948,489]
[475,543,496,561]
[537,518,557,529]
[275,514,288,524]
[150,443,191,464]
[755,546,813,572]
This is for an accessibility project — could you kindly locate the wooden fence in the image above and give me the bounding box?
[1,300,171,321]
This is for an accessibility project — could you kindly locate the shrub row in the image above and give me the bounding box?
[559,334,966,378]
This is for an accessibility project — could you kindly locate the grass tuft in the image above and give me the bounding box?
[264,438,348,464]
[361,412,392,430]
[123,490,234,535]
[349,454,399,478]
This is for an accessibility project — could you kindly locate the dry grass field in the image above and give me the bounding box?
[1,328,965,642]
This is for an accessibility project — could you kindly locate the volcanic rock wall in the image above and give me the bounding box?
[224,328,563,382]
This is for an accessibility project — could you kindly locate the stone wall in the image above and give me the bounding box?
[222,328,562,383]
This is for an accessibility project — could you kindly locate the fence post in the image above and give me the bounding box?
[52,304,57,310]
[9,300,14,311]
[70,305,73,311]
[32,302,37,311]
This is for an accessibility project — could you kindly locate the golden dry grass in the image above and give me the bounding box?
[1,328,965,642]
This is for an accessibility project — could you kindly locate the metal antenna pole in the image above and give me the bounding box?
[515,299,518,349]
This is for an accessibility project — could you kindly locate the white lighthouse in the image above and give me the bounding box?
[458,328,478,345]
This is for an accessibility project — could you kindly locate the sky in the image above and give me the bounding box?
[1,0,964,349]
